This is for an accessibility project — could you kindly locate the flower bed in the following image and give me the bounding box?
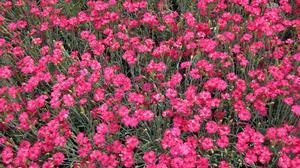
[0,0,299,167]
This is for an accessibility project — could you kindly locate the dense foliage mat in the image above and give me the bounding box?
[0,0,299,167]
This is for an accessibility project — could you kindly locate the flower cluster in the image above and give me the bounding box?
[0,0,299,167]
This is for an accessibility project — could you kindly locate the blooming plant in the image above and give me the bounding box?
[0,0,299,167]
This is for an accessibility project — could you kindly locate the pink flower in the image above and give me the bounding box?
[218,160,230,168]
[278,154,291,168]
[251,132,264,145]
[217,136,229,148]
[122,116,139,127]
[205,121,218,134]
[218,125,230,136]
[54,136,66,147]
[143,151,156,164]
[1,146,14,164]
[204,78,227,91]
[184,12,196,27]
[196,157,209,168]
[0,66,12,79]
[166,88,177,98]
[169,72,182,87]
[141,12,159,26]
[96,123,109,134]
[62,94,75,107]
[170,157,184,168]
[200,137,214,150]
[258,147,272,164]
[189,69,201,79]
[198,107,212,120]
[122,50,136,65]
[52,152,65,166]
[120,149,134,167]
[28,144,41,160]
[93,88,105,101]
[134,109,154,121]
[93,133,106,146]
[187,119,200,132]
[128,92,145,104]
[40,22,49,31]
[199,39,217,53]
[236,142,249,153]
[238,109,252,121]
[125,136,139,150]
[244,151,257,165]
